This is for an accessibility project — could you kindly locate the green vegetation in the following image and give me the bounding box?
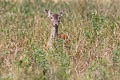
[0,0,120,80]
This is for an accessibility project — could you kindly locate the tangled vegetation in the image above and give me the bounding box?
[0,0,120,80]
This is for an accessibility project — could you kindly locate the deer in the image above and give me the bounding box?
[44,9,70,52]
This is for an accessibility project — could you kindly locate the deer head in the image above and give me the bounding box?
[45,9,64,26]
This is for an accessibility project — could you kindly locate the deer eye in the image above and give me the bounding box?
[50,17,53,20]
[58,16,61,19]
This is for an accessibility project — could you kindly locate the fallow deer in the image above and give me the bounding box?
[44,9,70,51]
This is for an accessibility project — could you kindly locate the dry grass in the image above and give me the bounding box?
[0,0,120,80]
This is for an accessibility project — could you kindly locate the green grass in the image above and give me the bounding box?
[0,0,120,80]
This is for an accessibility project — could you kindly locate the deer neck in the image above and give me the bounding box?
[47,25,58,49]
[50,25,58,39]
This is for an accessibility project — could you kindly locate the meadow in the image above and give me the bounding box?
[0,0,120,80]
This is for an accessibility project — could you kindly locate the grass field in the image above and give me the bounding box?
[0,0,120,80]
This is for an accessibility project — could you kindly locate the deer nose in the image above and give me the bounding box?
[53,21,59,26]
[54,24,58,26]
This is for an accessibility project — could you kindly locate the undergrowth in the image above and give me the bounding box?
[0,0,120,80]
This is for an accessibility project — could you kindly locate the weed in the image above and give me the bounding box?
[0,0,120,80]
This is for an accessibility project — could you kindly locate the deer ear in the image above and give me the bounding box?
[44,9,51,18]
[59,10,64,17]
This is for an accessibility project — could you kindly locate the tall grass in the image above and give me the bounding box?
[0,0,120,80]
